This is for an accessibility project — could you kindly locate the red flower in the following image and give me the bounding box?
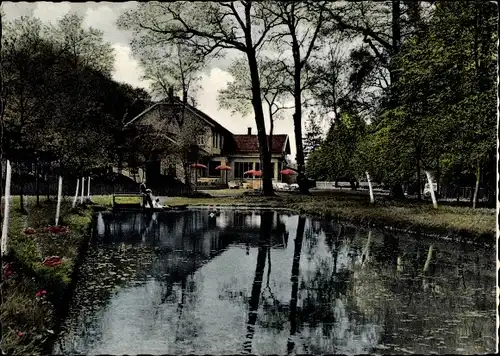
[3,263,14,279]
[42,256,63,267]
[45,226,69,235]
[23,227,37,235]
[17,331,23,337]
[35,289,47,297]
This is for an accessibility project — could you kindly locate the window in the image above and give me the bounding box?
[234,162,253,179]
[208,161,220,177]
[254,162,260,171]
[197,134,206,146]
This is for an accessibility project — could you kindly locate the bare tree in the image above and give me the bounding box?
[118,1,280,195]
[218,57,292,155]
[259,1,327,193]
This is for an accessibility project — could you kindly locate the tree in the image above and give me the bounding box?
[118,1,280,195]
[134,39,204,104]
[310,35,352,121]
[306,110,365,188]
[390,1,496,206]
[262,1,327,193]
[218,57,291,156]
[2,16,58,212]
[48,12,115,76]
[303,110,322,161]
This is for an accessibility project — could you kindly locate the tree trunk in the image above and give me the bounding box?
[246,49,273,196]
[35,158,40,206]
[293,71,308,194]
[416,147,422,201]
[46,172,50,200]
[390,184,405,199]
[18,162,25,213]
[472,164,481,209]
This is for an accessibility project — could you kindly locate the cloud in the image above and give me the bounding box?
[83,3,135,46]
[33,2,71,24]
[196,68,252,133]
[111,43,151,90]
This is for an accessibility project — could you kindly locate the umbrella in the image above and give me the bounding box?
[190,163,207,191]
[244,169,263,191]
[280,168,297,175]
[244,169,262,177]
[216,164,232,185]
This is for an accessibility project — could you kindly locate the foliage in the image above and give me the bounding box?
[306,111,365,182]
[303,111,323,161]
[47,12,115,76]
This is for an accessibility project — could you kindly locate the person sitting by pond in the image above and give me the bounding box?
[140,182,154,208]
[209,205,220,218]
[153,198,164,209]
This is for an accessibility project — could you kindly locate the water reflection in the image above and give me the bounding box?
[55,210,496,355]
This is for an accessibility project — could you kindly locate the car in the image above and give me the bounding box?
[290,183,299,191]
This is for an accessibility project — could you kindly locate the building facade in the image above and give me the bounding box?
[122,96,291,187]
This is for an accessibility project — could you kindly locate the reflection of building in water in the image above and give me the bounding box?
[95,210,290,250]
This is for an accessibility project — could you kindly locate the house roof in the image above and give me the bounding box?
[124,97,290,156]
[124,98,233,137]
[232,134,290,155]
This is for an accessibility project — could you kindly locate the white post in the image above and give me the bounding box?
[365,171,375,204]
[72,178,80,208]
[87,176,91,198]
[80,177,85,204]
[55,176,63,226]
[425,170,438,209]
[1,160,12,256]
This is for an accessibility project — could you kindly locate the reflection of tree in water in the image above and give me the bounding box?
[351,231,496,354]
[242,211,274,354]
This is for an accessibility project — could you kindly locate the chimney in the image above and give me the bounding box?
[247,127,252,135]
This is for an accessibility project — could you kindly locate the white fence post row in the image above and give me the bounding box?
[425,170,438,209]
[1,160,12,256]
[365,171,375,204]
[72,178,80,208]
[80,177,85,204]
[55,176,63,226]
[87,176,91,198]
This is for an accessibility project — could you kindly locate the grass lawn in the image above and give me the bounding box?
[1,196,93,355]
[91,190,496,239]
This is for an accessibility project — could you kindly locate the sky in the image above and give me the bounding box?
[2,1,337,160]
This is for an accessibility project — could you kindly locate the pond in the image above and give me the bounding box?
[54,209,496,355]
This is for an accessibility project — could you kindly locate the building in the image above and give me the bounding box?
[122,92,291,187]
